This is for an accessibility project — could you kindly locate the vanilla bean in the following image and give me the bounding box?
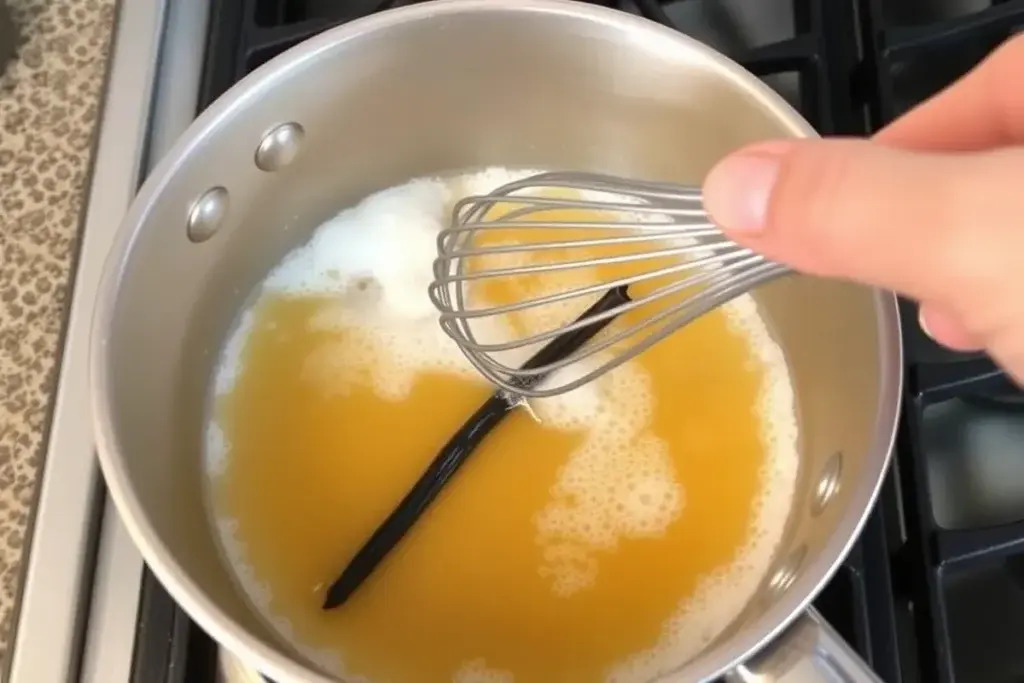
[321,286,631,610]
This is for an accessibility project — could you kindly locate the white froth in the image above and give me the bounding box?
[204,422,228,477]
[264,177,450,319]
[532,359,682,596]
[453,658,515,683]
[203,168,800,683]
[454,167,536,200]
[605,293,798,683]
[215,308,255,396]
[257,168,554,402]
[299,306,481,402]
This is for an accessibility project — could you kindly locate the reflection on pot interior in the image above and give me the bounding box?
[202,168,801,683]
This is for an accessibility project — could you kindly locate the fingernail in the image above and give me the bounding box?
[917,306,935,340]
[704,143,789,234]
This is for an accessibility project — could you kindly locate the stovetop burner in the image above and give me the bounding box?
[125,2,1024,683]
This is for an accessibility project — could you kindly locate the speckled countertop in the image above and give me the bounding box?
[0,0,115,658]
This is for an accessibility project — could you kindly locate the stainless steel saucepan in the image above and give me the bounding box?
[90,1,903,681]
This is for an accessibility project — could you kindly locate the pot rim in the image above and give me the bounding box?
[89,1,904,682]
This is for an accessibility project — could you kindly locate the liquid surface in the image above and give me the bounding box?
[205,168,799,683]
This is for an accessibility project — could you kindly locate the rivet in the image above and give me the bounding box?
[811,451,843,516]
[768,545,806,596]
[255,122,305,172]
[186,186,229,243]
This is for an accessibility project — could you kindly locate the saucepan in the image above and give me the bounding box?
[90,1,902,681]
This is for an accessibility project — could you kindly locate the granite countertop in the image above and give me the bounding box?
[0,0,116,659]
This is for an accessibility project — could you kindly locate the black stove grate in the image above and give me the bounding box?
[130,2,1024,682]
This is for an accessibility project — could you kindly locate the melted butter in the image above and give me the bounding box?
[208,174,795,683]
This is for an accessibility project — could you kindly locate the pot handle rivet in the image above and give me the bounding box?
[255,122,305,172]
[187,186,229,243]
[811,451,843,516]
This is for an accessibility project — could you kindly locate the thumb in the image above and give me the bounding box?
[701,139,1024,314]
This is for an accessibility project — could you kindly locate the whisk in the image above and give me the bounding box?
[428,171,790,398]
[322,171,790,610]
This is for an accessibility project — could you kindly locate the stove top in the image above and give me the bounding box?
[145,1,1024,682]
[10,2,1024,683]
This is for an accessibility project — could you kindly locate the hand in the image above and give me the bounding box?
[702,33,1024,383]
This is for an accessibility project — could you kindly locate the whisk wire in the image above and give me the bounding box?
[429,171,791,397]
[429,242,767,325]
[440,260,786,398]
[442,255,778,375]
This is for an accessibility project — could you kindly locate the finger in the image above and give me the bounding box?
[702,138,1024,310]
[876,32,1024,150]
[918,302,984,352]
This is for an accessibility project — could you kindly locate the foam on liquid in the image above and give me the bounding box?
[204,168,799,683]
